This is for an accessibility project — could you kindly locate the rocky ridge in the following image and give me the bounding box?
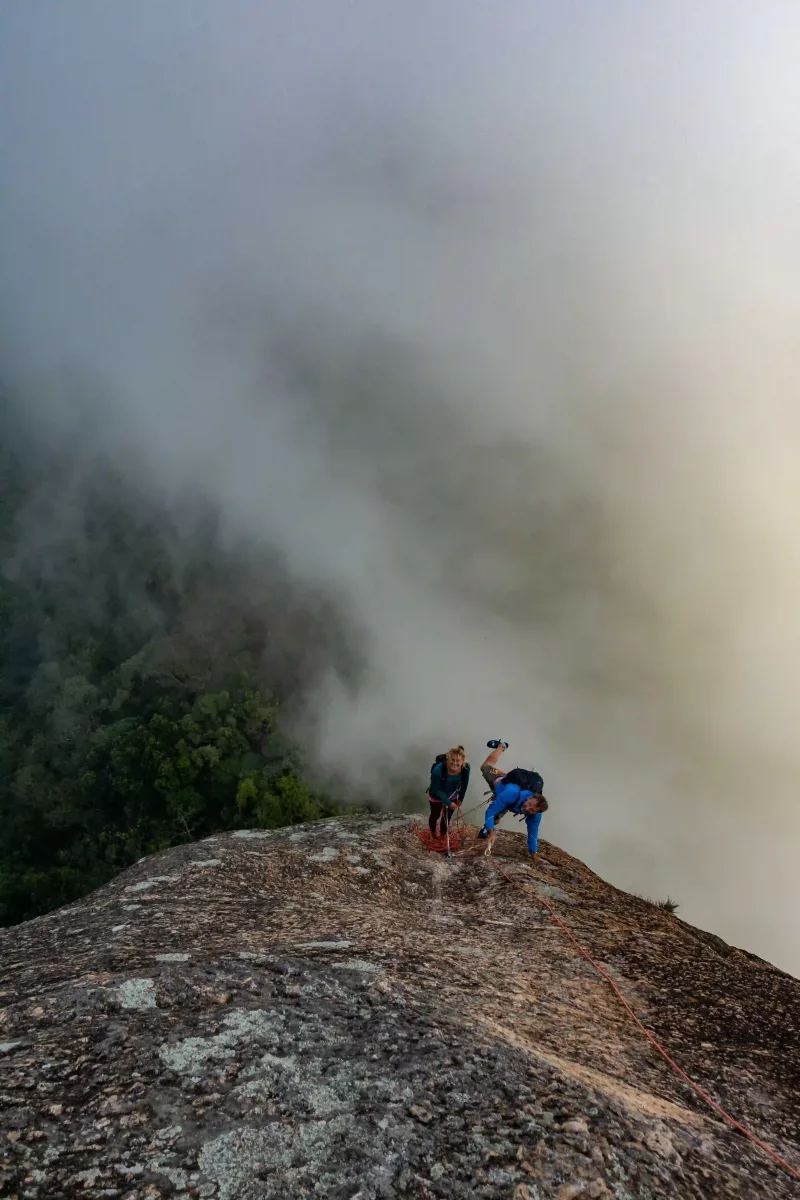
[1,813,798,1199]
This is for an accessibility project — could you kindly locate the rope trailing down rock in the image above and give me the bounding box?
[488,854,800,1185]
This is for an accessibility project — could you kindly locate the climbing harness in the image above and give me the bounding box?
[487,854,800,1186]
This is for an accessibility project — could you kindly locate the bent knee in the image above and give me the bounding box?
[480,763,505,788]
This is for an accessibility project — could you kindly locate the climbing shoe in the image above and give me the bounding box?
[486,739,509,750]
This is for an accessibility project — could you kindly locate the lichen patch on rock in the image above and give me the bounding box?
[124,875,175,894]
[307,845,340,863]
[117,977,158,1010]
[295,940,352,950]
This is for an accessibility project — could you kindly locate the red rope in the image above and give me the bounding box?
[414,825,463,853]
[488,856,800,1184]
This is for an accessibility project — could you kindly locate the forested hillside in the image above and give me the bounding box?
[0,410,364,926]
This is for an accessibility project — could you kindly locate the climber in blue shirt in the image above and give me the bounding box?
[477,739,548,856]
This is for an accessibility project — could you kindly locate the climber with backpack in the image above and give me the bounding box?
[427,745,471,839]
[477,739,548,857]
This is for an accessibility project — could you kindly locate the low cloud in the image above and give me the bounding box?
[1,2,799,971]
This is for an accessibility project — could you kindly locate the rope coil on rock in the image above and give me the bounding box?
[487,855,800,1185]
[412,801,471,854]
[414,826,463,853]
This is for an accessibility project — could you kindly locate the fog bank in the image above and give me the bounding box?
[2,2,800,972]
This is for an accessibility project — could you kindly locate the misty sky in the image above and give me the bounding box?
[2,2,800,974]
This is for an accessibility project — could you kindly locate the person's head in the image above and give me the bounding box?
[521,793,548,816]
[445,745,466,774]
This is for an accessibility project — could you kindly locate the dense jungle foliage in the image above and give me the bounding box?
[0,416,361,925]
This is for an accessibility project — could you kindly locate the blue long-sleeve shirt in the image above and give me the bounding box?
[428,760,470,805]
[483,779,542,854]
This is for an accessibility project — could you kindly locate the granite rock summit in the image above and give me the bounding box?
[1,813,798,1198]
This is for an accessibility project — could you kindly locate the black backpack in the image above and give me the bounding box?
[503,767,544,795]
[427,752,469,801]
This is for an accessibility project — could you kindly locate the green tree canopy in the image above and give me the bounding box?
[0,416,363,924]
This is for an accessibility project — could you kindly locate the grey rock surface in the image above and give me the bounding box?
[1,814,798,1198]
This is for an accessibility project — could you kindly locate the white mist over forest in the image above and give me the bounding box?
[2,2,800,973]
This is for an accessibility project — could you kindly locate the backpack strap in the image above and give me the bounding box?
[427,754,446,796]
